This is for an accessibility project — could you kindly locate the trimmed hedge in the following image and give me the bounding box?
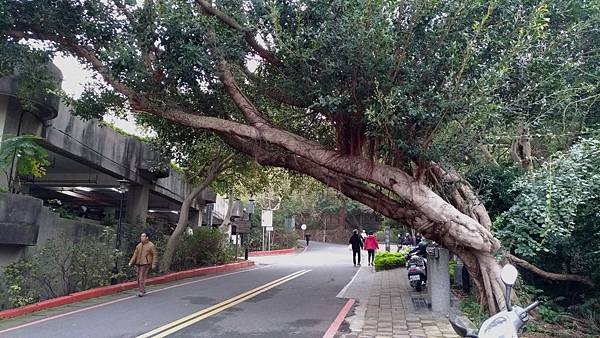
[374,251,407,271]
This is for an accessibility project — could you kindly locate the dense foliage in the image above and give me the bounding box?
[495,138,600,285]
[171,227,235,271]
[244,226,298,252]
[0,236,114,309]
[374,250,408,271]
[0,135,50,192]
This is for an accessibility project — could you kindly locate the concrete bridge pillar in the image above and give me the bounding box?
[190,205,205,227]
[126,182,150,227]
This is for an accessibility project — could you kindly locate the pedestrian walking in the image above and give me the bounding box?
[364,231,379,266]
[349,229,363,266]
[403,233,413,247]
[396,234,402,252]
[305,233,311,246]
[128,232,158,297]
[360,229,367,242]
[415,232,423,245]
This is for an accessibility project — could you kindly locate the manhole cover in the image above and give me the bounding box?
[412,296,428,310]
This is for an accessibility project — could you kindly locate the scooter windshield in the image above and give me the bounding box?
[479,315,517,338]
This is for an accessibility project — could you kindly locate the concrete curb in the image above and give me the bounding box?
[0,260,254,319]
[248,247,296,256]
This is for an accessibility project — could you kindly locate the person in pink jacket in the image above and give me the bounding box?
[363,231,379,266]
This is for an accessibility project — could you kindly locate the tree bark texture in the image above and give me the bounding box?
[511,123,534,171]
[160,157,231,272]
[220,135,507,312]
[219,194,235,235]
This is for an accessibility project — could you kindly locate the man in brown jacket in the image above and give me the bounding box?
[128,232,158,297]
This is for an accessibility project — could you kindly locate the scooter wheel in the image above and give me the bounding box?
[416,284,422,292]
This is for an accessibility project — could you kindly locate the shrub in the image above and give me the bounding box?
[580,297,600,326]
[171,227,234,271]
[271,230,299,250]
[245,227,298,251]
[0,236,114,309]
[374,251,407,271]
[449,258,456,284]
[459,295,487,327]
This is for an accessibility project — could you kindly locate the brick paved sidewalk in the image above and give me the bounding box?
[339,267,460,338]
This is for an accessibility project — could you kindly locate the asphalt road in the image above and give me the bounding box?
[0,241,364,338]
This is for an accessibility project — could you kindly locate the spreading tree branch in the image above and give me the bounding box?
[195,0,283,68]
[505,253,594,287]
[239,64,310,108]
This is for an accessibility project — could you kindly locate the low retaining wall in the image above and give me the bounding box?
[0,260,254,319]
[0,194,106,268]
[248,247,296,256]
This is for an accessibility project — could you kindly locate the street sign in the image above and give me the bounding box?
[301,224,307,230]
[232,218,250,234]
[261,209,272,227]
[266,226,274,232]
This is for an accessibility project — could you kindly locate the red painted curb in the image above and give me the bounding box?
[0,261,254,319]
[323,298,355,338]
[248,247,297,256]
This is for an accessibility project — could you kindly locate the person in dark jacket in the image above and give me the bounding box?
[409,240,428,257]
[349,229,363,266]
[415,233,423,245]
[402,233,413,247]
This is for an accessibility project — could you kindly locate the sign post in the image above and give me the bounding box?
[384,227,391,252]
[261,210,273,251]
[266,226,274,251]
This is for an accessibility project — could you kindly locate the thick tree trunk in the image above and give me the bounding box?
[511,122,534,171]
[219,194,235,234]
[221,135,507,313]
[160,157,231,272]
[477,143,498,166]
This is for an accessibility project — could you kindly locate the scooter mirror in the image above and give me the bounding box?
[501,264,518,286]
[449,319,469,337]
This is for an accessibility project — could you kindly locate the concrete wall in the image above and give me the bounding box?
[44,103,160,185]
[0,194,106,269]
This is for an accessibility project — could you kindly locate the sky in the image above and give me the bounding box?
[52,55,150,137]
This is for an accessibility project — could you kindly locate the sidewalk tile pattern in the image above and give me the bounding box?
[341,267,460,338]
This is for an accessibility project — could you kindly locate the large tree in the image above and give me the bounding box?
[2,0,598,312]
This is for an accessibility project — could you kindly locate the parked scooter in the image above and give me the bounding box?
[449,264,540,338]
[407,254,427,292]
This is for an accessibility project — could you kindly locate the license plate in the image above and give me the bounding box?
[409,275,420,281]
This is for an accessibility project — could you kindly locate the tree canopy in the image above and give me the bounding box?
[2,0,599,313]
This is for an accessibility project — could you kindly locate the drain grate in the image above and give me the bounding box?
[412,296,428,310]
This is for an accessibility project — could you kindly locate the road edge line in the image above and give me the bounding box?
[0,261,255,320]
[336,266,362,298]
[0,265,269,335]
[323,298,356,338]
[248,247,297,256]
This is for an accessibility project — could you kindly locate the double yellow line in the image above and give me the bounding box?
[136,269,311,338]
